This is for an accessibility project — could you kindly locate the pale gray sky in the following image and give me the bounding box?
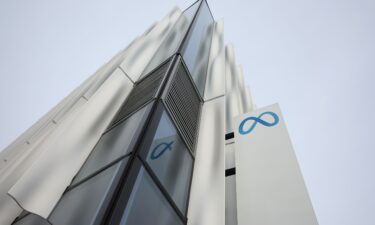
[1,0,374,225]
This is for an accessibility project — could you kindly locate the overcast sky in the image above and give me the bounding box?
[1,0,374,225]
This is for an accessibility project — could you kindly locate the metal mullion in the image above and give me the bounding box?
[155,55,181,100]
[204,0,215,20]
[65,152,133,193]
[179,56,204,102]
[200,2,215,99]
[137,155,188,224]
[101,99,159,225]
[102,56,181,225]
[102,157,142,225]
[183,0,200,13]
[104,98,155,134]
[177,0,204,54]
[134,56,172,85]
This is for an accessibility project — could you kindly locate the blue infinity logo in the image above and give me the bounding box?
[239,111,279,135]
[150,141,174,160]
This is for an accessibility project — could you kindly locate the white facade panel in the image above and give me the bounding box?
[0,194,22,225]
[8,68,134,218]
[119,7,182,82]
[204,20,225,100]
[140,11,191,78]
[188,96,225,225]
[225,142,235,170]
[225,175,238,225]
[234,103,318,225]
[0,70,98,170]
[225,45,253,133]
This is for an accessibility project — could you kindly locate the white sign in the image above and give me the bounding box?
[234,103,318,225]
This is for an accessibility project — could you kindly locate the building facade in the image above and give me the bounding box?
[0,1,318,225]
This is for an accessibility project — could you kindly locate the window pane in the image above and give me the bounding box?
[49,159,127,225]
[119,167,184,225]
[182,0,200,21]
[71,105,151,185]
[145,111,193,214]
[181,0,214,96]
[139,1,200,79]
[13,214,49,225]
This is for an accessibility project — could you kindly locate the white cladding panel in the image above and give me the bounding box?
[234,103,318,225]
[8,68,134,218]
[204,20,225,100]
[187,96,225,225]
[225,45,253,133]
[119,7,182,82]
[225,175,238,225]
[225,142,235,170]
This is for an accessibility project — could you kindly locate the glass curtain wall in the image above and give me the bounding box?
[179,0,214,96]
[139,0,215,99]
[139,0,201,79]
[101,1,213,224]
[107,102,194,225]
[12,1,214,225]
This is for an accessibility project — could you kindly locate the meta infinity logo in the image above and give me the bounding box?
[239,111,279,135]
[150,141,174,160]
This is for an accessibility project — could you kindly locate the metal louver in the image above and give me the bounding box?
[108,59,172,129]
[162,60,202,151]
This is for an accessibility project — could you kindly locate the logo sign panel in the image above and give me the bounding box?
[234,103,318,225]
[238,111,279,135]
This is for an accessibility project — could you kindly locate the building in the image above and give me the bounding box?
[0,1,318,225]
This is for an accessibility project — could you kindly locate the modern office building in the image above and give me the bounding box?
[0,1,318,225]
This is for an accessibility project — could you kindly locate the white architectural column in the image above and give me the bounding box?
[188,96,225,225]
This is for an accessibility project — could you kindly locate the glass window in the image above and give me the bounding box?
[71,104,151,185]
[13,214,50,225]
[144,111,193,214]
[119,167,184,225]
[181,0,214,96]
[182,0,200,21]
[139,0,200,79]
[49,159,127,225]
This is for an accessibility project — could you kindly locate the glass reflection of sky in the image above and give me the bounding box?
[145,110,193,214]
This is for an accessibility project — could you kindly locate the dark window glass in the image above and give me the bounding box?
[49,159,128,225]
[144,111,193,214]
[71,104,151,185]
[181,0,214,96]
[119,167,184,225]
[12,214,49,225]
[139,1,200,79]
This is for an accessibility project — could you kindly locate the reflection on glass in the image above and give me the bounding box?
[13,214,50,225]
[119,167,184,225]
[145,111,193,214]
[182,0,200,22]
[181,0,214,96]
[71,105,151,185]
[140,1,200,78]
[50,160,126,225]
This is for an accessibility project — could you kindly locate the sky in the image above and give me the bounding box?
[0,0,374,225]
